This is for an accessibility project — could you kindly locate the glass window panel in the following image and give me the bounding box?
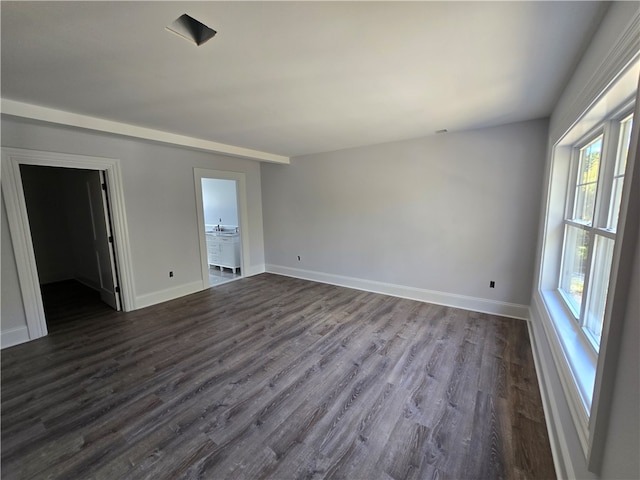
[615,115,633,176]
[584,236,615,348]
[607,115,633,229]
[560,225,591,316]
[573,137,602,223]
[607,177,624,231]
[574,183,598,223]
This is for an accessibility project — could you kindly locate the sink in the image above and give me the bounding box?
[206,230,237,236]
[206,225,238,234]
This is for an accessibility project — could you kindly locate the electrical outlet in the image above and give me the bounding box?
[169,271,174,278]
[489,280,495,288]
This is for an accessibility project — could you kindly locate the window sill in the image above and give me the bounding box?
[538,289,597,453]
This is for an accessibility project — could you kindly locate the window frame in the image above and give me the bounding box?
[557,108,633,353]
[536,76,637,463]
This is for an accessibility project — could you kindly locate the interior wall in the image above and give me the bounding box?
[19,165,117,296]
[20,165,75,284]
[261,118,548,307]
[202,178,238,227]
[1,116,266,345]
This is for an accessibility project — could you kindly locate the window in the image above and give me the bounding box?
[558,114,633,350]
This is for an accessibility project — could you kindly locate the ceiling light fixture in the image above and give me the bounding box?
[166,14,217,46]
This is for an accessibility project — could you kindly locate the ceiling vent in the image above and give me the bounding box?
[166,14,217,46]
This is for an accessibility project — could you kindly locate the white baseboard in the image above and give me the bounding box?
[265,264,530,320]
[1,326,30,349]
[528,295,581,480]
[39,272,74,285]
[527,312,566,480]
[133,265,265,310]
[135,280,203,310]
[244,264,266,277]
[75,275,101,292]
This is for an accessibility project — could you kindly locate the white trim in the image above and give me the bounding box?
[0,326,30,349]
[1,157,46,339]
[193,168,251,290]
[534,62,639,470]
[550,13,640,144]
[135,280,203,310]
[587,86,640,472]
[528,300,575,480]
[1,147,136,344]
[1,99,290,165]
[244,264,266,277]
[536,290,591,456]
[527,317,564,480]
[266,264,530,320]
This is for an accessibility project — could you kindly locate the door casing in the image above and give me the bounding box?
[194,168,249,289]
[2,148,135,341]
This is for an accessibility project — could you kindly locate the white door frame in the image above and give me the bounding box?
[194,168,249,289]
[1,147,135,341]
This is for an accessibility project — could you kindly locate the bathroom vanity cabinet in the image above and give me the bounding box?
[206,234,241,273]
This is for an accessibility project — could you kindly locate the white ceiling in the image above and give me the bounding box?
[1,1,606,159]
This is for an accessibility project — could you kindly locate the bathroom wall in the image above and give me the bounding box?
[202,178,238,228]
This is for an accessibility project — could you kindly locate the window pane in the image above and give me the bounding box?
[607,115,633,229]
[560,225,590,316]
[573,137,602,223]
[584,236,615,347]
[607,177,624,231]
[615,115,633,176]
[574,183,598,223]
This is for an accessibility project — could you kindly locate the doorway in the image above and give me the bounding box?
[202,178,242,285]
[20,165,122,331]
[194,168,250,289]
[2,147,135,343]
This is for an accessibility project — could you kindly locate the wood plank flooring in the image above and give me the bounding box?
[1,274,556,480]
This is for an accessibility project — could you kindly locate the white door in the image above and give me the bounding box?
[86,171,121,310]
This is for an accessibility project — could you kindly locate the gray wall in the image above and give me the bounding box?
[20,165,108,288]
[20,165,75,284]
[1,116,266,344]
[262,119,548,307]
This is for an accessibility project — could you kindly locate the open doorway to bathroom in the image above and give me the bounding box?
[194,168,249,290]
[201,178,242,285]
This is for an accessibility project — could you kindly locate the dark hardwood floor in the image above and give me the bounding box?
[39,280,116,333]
[1,274,556,479]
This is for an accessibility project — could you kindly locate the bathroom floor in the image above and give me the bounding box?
[208,266,241,286]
